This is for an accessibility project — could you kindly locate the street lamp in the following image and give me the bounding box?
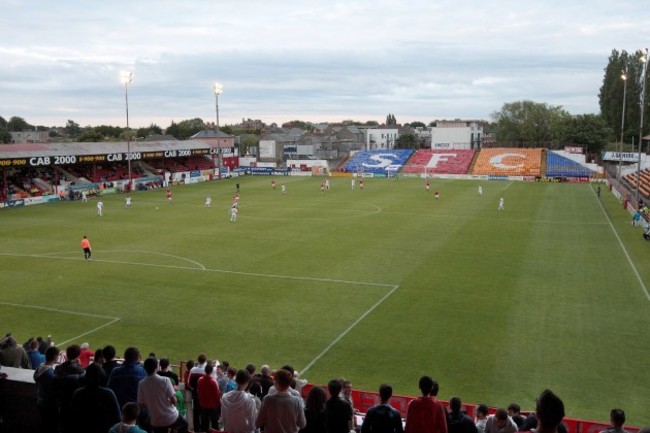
[637,49,648,203]
[618,69,627,181]
[121,71,134,191]
[213,82,223,133]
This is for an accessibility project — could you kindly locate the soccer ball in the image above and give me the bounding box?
[155,206,159,210]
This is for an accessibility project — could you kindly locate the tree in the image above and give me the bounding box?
[7,116,31,132]
[406,121,426,128]
[598,49,648,146]
[364,120,379,126]
[386,114,397,125]
[562,114,613,154]
[0,128,11,143]
[64,119,81,137]
[136,123,163,139]
[395,133,418,149]
[491,100,571,147]
[165,118,205,140]
[77,130,105,142]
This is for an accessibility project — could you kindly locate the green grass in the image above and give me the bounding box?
[1,176,649,426]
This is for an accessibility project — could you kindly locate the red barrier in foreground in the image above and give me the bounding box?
[302,384,640,433]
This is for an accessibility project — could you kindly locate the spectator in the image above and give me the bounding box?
[269,364,302,401]
[52,344,86,433]
[183,359,195,432]
[601,409,629,433]
[485,409,518,433]
[530,389,565,433]
[34,346,60,433]
[404,375,447,433]
[249,381,264,410]
[197,363,221,432]
[0,335,31,368]
[221,369,258,433]
[107,347,147,409]
[508,403,525,429]
[447,397,478,433]
[28,339,45,370]
[78,342,94,368]
[299,386,327,433]
[188,354,208,432]
[216,364,229,395]
[102,345,119,379]
[137,357,188,433]
[70,363,121,433]
[326,379,354,433]
[259,364,274,398]
[225,366,238,393]
[158,357,179,386]
[109,402,147,433]
[475,405,489,433]
[361,384,404,433]
[256,368,306,433]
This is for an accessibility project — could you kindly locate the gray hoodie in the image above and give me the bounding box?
[221,390,259,433]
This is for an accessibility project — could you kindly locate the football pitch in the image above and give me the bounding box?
[1,176,649,425]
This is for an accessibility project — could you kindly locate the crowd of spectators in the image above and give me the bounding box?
[1,335,648,433]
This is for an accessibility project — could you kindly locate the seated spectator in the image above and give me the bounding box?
[485,408,518,433]
[405,376,447,433]
[70,363,121,433]
[28,339,45,370]
[109,402,148,433]
[447,397,478,433]
[600,409,629,433]
[361,384,403,433]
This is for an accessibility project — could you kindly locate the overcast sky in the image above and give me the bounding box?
[2,0,650,129]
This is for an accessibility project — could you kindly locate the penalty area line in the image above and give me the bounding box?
[0,301,121,346]
[300,284,400,375]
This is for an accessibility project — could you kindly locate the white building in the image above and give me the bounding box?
[429,120,485,150]
[361,127,399,150]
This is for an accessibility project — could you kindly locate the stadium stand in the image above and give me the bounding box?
[401,149,476,175]
[342,149,415,175]
[471,148,543,176]
[545,151,594,178]
[623,169,650,198]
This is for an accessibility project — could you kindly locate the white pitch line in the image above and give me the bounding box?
[0,253,396,289]
[0,301,119,320]
[300,283,401,375]
[58,318,122,346]
[0,302,121,346]
[593,188,650,302]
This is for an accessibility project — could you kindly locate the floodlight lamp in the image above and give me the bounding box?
[621,71,627,80]
[640,48,649,63]
[121,71,134,85]
[213,82,223,95]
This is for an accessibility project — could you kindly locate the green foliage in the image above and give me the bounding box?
[386,113,397,125]
[394,132,418,149]
[165,118,206,140]
[598,49,649,145]
[406,121,426,128]
[491,100,572,146]
[77,130,105,142]
[563,114,613,153]
[7,116,32,132]
[64,119,81,137]
[0,128,11,143]
[136,123,163,139]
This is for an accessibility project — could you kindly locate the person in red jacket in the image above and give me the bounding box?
[197,362,221,432]
[405,375,448,433]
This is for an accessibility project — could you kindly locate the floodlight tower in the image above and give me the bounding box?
[121,71,134,191]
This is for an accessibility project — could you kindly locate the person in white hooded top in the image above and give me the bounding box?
[221,369,259,433]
